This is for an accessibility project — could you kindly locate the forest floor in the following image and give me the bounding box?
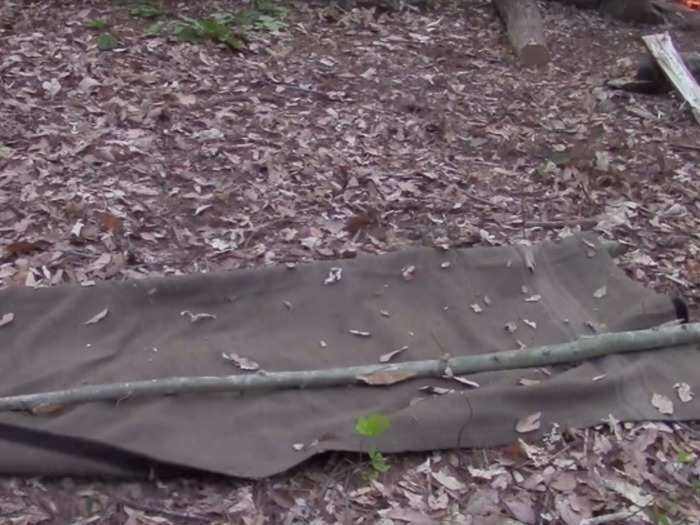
[0,0,699,523]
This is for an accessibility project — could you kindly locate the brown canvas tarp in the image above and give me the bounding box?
[0,233,696,479]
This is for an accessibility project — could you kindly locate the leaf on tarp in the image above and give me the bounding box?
[349,329,371,337]
[30,403,64,416]
[379,345,408,363]
[504,321,518,333]
[0,313,14,328]
[593,285,607,299]
[180,310,217,323]
[85,308,109,325]
[524,295,541,303]
[674,382,694,403]
[522,319,537,330]
[515,412,541,433]
[324,267,343,284]
[357,369,416,386]
[222,352,260,371]
[651,393,674,415]
[452,376,480,388]
[401,265,416,281]
[519,378,541,386]
[470,303,482,314]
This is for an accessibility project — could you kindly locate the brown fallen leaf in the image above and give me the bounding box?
[515,412,542,433]
[357,369,416,385]
[84,308,109,325]
[345,209,379,236]
[95,211,123,234]
[4,240,49,258]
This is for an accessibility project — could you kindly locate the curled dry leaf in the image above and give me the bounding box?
[349,329,371,337]
[522,319,537,330]
[504,321,518,333]
[379,345,408,363]
[524,295,541,303]
[515,412,542,433]
[357,369,416,385]
[324,267,342,284]
[593,285,607,299]
[519,378,541,387]
[222,352,260,371]
[673,383,694,403]
[452,376,480,388]
[194,204,213,216]
[432,469,467,492]
[440,261,451,269]
[0,312,14,327]
[470,303,482,313]
[84,308,109,325]
[651,393,674,415]
[180,310,217,323]
[401,265,416,281]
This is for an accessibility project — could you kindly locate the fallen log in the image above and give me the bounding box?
[493,0,550,68]
[642,32,700,124]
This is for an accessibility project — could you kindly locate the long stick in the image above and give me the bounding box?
[1,323,698,412]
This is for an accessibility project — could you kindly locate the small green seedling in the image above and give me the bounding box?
[355,413,391,477]
[175,17,243,50]
[84,19,108,30]
[676,449,692,464]
[96,33,120,50]
[129,1,164,19]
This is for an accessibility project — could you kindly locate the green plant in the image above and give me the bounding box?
[355,413,391,477]
[174,16,244,50]
[129,1,164,19]
[84,19,108,30]
[646,509,672,525]
[676,449,692,464]
[144,21,167,36]
[215,0,287,33]
[96,33,120,50]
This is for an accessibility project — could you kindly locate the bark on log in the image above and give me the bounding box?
[493,0,550,68]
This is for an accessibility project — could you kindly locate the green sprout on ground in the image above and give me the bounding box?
[96,33,120,50]
[355,413,391,477]
[84,19,108,30]
[174,16,244,50]
[129,1,164,19]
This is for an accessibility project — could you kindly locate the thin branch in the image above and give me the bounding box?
[0,324,698,412]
